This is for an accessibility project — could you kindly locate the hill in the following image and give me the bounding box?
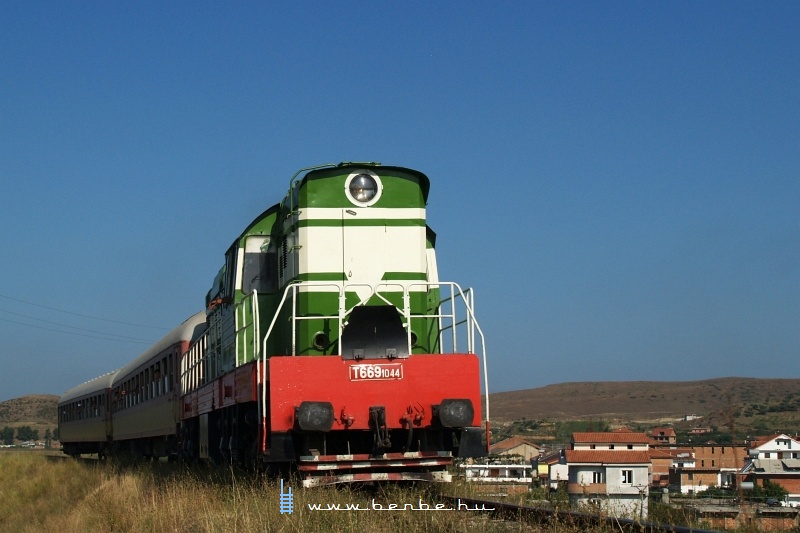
[488,377,800,434]
[489,377,800,435]
[489,377,800,420]
[0,394,59,439]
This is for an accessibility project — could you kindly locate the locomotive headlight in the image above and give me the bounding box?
[435,399,475,428]
[345,170,382,206]
[296,401,334,432]
[350,175,376,202]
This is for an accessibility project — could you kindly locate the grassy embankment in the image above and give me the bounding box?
[2,451,579,533]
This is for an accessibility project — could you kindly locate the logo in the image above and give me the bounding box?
[279,479,294,514]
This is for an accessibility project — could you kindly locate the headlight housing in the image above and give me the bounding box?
[435,399,475,428]
[295,401,334,432]
[345,170,382,206]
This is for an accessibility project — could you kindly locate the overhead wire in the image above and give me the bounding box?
[0,292,166,345]
[0,316,154,345]
[0,309,158,343]
[0,293,169,330]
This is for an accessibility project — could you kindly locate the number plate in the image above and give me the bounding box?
[349,363,404,381]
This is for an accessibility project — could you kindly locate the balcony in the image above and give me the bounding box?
[567,482,607,495]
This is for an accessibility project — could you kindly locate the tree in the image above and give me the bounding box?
[44,429,52,449]
[1,426,14,445]
[16,426,37,442]
[749,479,789,503]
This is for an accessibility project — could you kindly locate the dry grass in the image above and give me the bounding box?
[1,452,575,533]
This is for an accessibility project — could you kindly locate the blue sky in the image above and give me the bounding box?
[1,2,797,402]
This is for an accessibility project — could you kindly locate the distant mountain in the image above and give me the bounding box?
[0,394,58,428]
[488,377,800,429]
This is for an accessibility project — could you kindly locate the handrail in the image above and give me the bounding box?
[179,279,490,449]
[258,280,490,423]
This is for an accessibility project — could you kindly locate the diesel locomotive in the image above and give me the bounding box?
[59,162,489,486]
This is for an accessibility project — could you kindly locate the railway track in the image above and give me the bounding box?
[439,495,722,533]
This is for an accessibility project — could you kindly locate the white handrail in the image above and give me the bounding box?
[256,280,490,424]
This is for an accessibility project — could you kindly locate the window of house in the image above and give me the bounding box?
[621,470,633,484]
[609,445,615,450]
[712,460,715,467]
[688,472,694,481]
[765,453,771,458]
[592,471,603,483]
[627,445,633,449]
[701,460,705,467]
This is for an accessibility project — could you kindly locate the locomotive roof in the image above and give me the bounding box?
[235,163,431,243]
[112,311,207,385]
[298,163,431,202]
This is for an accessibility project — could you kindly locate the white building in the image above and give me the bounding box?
[742,434,800,507]
[566,432,651,519]
[462,463,534,483]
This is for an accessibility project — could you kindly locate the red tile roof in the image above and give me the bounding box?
[572,432,651,444]
[490,436,540,453]
[649,448,693,459]
[566,449,651,464]
[650,427,677,437]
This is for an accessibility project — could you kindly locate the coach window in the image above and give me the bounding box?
[161,358,167,395]
[242,236,277,294]
[167,354,175,392]
[161,357,167,393]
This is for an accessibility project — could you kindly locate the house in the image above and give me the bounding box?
[462,463,533,482]
[649,447,693,488]
[649,427,677,445]
[540,449,564,488]
[741,434,800,507]
[461,462,534,495]
[662,442,746,493]
[565,432,651,519]
[490,436,541,462]
[670,464,724,494]
[692,442,745,488]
